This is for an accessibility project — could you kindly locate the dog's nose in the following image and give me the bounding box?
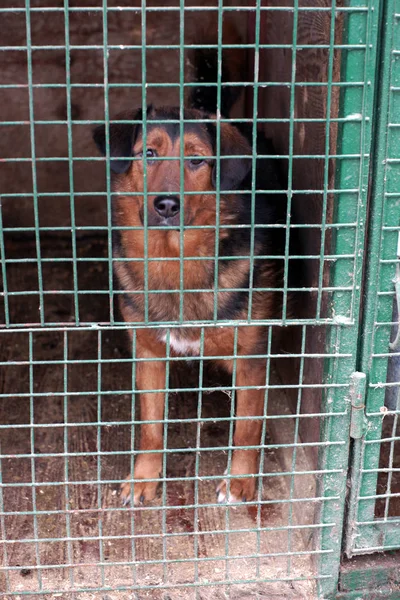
[153,196,180,219]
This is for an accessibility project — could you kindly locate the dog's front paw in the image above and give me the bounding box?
[216,451,259,503]
[120,455,162,506]
[120,476,160,506]
[216,474,256,504]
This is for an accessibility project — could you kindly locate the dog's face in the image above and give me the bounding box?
[130,120,215,227]
[93,107,251,229]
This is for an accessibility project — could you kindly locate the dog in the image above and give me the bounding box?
[93,37,293,506]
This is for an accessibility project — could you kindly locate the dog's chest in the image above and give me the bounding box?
[159,331,201,356]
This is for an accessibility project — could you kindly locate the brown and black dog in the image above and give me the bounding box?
[93,42,294,506]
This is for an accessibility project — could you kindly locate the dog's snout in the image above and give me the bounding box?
[153,196,180,219]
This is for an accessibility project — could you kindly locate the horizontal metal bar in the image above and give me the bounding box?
[0,412,347,429]
[0,5,369,12]
[0,549,333,574]
[0,446,345,459]
[0,575,332,597]
[0,254,355,263]
[0,82,365,91]
[355,517,400,526]
[0,286,355,296]
[364,435,400,443]
[0,187,361,195]
[0,153,364,161]
[0,319,355,332]
[0,353,351,366]
[358,491,400,500]
[0,517,338,544]
[0,504,335,522]
[0,384,350,398]
[0,43,367,51]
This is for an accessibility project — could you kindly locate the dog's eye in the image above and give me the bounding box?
[189,157,205,167]
[136,149,157,160]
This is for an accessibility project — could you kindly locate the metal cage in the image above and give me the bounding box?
[0,1,399,599]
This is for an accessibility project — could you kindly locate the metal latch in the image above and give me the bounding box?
[349,371,367,439]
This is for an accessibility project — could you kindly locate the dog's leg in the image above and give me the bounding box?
[217,358,266,503]
[120,343,166,506]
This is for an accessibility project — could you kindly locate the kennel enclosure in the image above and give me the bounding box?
[0,0,400,599]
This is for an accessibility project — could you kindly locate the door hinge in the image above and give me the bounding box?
[349,371,367,439]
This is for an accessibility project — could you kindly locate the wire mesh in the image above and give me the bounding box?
[0,0,387,598]
[0,2,373,330]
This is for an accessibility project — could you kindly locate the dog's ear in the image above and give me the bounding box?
[92,106,152,174]
[211,123,252,191]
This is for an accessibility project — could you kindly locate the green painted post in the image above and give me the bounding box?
[317,0,383,596]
